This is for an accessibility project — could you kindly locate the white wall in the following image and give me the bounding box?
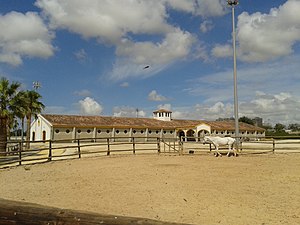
[30,115,52,141]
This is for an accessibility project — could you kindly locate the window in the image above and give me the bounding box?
[156,130,159,134]
[97,130,101,133]
[87,129,91,133]
[141,130,144,134]
[170,131,173,134]
[149,130,152,134]
[106,130,110,133]
[124,130,128,134]
[163,131,166,134]
[66,129,70,133]
[133,130,136,134]
[77,129,81,133]
[116,130,120,134]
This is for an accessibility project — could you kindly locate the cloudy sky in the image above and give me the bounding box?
[1,0,300,126]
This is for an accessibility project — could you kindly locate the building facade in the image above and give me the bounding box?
[30,110,265,142]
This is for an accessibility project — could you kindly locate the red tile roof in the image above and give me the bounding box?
[153,109,172,113]
[41,114,265,132]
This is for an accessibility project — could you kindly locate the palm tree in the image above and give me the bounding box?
[10,91,28,149]
[24,90,45,149]
[0,78,21,154]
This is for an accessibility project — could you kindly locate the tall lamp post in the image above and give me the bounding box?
[227,0,239,148]
[33,81,41,91]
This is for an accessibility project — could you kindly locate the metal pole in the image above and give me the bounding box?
[231,4,239,149]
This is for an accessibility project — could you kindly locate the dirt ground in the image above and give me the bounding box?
[1,153,300,225]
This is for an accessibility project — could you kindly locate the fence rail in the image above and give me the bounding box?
[182,136,300,155]
[1,136,300,168]
[0,136,183,168]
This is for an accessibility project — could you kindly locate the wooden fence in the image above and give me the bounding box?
[1,136,300,168]
[0,137,183,168]
[182,136,300,155]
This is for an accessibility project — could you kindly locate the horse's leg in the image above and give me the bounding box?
[211,143,217,156]
[227,144,231,157]
[215,145,221,157]
[233,144,237,157]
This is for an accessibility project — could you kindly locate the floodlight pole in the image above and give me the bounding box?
[33,81,41,91]
[228,0,239,148]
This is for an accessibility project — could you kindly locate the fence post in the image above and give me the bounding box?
[48,140,52,161]
[77,139,81,158]
[209,143,212,152]
[132,137,135,154]
[179,139,183,155]
[18,142,22,166]
[173,140,175,153]
[272,139,275,153]
[107,138,110,156]
[157,138,160,154]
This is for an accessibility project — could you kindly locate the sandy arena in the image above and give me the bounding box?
[1,153,300,224]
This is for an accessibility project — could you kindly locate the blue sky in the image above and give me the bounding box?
[1,0,300,125]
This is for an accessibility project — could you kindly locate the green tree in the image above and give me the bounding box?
[274,123,286,132]
[24,90,45,149]
[288,123,300,131]
[0,78,21,153]
[239,116,255,125]
[10,91,28,146]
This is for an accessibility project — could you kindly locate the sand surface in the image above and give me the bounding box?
[1,153,300,224]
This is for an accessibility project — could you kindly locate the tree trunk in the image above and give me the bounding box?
[0,116,7,154]
[21,117,25,151]
[26,114,31,149]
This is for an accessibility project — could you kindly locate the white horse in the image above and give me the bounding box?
[203,136,237,157]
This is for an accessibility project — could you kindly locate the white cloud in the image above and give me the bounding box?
[239,92,300,125]
[165,0,195,13]
[0,11,55,66]
[211,44,232,58]
[168,90,300,125]
[195,0,227,17]
[200,20,214,33]
[74,49,87,61]
[148,90,168,102]
[35,0,223,81]
[117,29,194,65]
[113,106,146,118]
[182,54,300,124]
[111,29,195,80]
[120,82,129,87]
[187,54,300,104]
[79,97,103,115]
[74,89,92,97]
[165,0,227,17]
[36,0,172,43]
[163,103,233,121]
[236,0,300,62]
[157,104,172,111]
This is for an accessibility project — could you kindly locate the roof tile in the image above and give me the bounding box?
[41,114,265,132]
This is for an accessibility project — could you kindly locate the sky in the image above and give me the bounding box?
[1,0,300,126]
